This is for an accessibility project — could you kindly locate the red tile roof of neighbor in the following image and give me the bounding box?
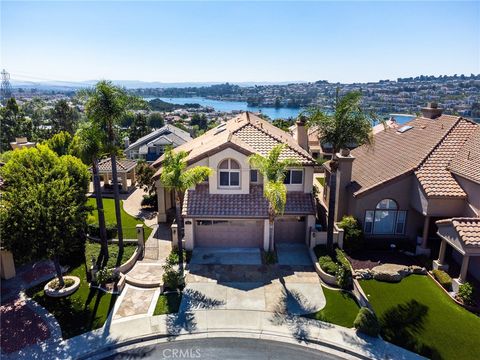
[339,114,478,197]
[182,184,315,218]
[96,158,137,172]
[449,127,480,185]
[152,112,315,179]
[437,218,480,248]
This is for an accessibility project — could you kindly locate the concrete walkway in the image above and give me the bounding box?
[114,225,172,320]
[7,308,424,360]
[122,187,158,228]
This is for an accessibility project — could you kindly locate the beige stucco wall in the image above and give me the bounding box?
[184,218,194,250]
[455,176,480,216]
[349,175,424,241]
[207,147,250,194]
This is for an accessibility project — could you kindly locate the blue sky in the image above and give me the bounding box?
[1,1,479,83]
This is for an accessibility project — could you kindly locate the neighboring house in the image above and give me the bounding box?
[290,119,397,160]
[124,124,192,162]
[10,137,35,150]
[322,103,480,283]
[152,112,317,251]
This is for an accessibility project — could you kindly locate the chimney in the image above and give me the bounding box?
[295,115,308,151]
[124,136,130,149]
[334,149,355,222]
[421,102,443,119]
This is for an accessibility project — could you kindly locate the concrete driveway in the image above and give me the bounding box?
[184,244,325,316]
[190,247,262,265]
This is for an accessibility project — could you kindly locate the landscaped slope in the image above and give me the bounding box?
[361,275,480,360]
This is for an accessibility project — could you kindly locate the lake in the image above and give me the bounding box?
[146,96,415,124]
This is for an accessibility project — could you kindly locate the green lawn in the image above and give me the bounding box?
[360,275,480,360]
[306,286,359,328]
[153,292,182,315]
[87,197,152,239]
[25,242,137,338]
[85,241,137,269]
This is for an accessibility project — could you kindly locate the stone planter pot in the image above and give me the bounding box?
[315,262,338,286]
[44,276,80,298]
[340,148,350,157]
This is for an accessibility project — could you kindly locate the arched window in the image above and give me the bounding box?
[364,199,406,235]
[218,159,240,187]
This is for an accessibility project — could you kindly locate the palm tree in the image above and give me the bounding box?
[160,149,212,273]
[306,90,379,252]
[83,81,143,266]
[73,121,109,267]
[248,144,300,251]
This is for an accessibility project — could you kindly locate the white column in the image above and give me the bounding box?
[263,219,270,252]
[438,239,447,264]
[121,173,128,192]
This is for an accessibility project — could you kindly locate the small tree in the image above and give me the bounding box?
[45,131,73,156]
[248,144,299,251]
[0,145,90,284]
[160,149,212,274]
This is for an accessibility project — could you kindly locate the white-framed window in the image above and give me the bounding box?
[284,169,303,185]
[218,159,240,187]
[364,199,406,235]
[250,169,258,183]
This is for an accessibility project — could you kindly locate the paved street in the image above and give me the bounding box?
[105,337,347,360]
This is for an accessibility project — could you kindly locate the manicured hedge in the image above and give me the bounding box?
[87,223,118,240]
[432,269,452,291]
[319,256,339,275]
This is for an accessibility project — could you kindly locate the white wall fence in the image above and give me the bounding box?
[309,223,344,249]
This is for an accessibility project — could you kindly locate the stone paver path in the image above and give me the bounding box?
[113,286,159,320]
[122,187,158,228]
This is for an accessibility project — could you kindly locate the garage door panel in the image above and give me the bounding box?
[195,220,264,248]
[274,217,306,243]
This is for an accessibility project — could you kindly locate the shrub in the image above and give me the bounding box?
[457,282,475,306]
[141,194,158,210]
[48,278,75,290]
[87,223,118,240]
[336,264,353,290]
[167,248,188,265]
[338,216,364,252]
[354,307,380,337]
[319,256,339,275]
[432,269,452,291]
[95,267,115,285]
[335,248,351,270]
[162,263,184,290]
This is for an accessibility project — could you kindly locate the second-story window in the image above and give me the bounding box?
[219,159,240,187]
[284,169,303,185]
[250,169,258,183]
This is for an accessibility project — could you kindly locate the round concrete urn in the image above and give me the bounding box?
[340,148,351,157]
[44,276,80,298]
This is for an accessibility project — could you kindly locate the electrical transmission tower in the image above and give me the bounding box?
[1,69,13,103]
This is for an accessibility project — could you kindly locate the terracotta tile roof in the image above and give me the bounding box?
[182,184,315,218]
[152,112,315,178]
[344,115,471,196]
[437,217,480,248]
[449,127,480,185]
[415,119,477,198]
[96,158,137,173]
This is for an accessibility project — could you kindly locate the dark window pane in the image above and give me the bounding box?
[230,172,240,186]
[220,172,229,186]
[250,170,258,182]
[291,170,303,184]
[284,171,291,184]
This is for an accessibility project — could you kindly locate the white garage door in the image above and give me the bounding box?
[274,216,306,243]
[195,219,264,248]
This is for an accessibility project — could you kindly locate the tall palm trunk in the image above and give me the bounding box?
[268,206,275,252]
[111,153,124,267]
[174,191,184,276]
[92,158,109,267]
[326,160,338,253]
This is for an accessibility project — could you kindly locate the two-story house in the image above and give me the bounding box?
[152,112,317,251]
[124,124,192,163]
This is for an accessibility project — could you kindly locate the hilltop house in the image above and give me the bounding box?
[124,124,192,162]
[152,112,317,251]
[322,103,480,285]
